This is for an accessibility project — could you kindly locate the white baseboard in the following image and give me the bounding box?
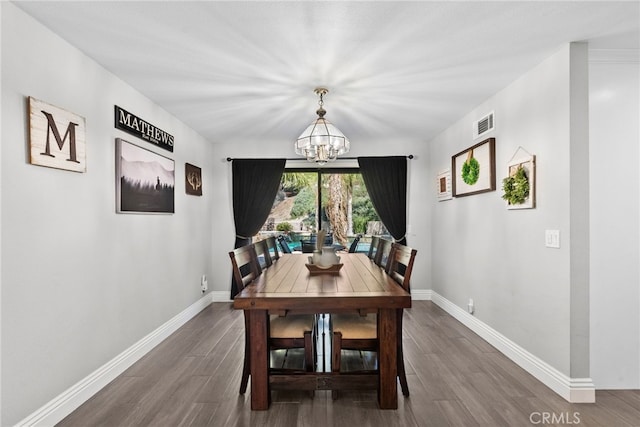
[211,291,232,302]
[411,289,432,301]
[428,290,595,403]
[16,293,215,427]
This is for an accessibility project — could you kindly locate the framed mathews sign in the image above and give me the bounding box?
[114,105,174,152]
[451,137,496,197]
[28,97,86,172]
[116,138,175,214]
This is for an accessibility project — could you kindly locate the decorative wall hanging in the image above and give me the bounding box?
[28,97,86,172]
[436,169,452,201]
[451,137,496,197]
[502,148,536,209]
[116,138,174,214]
[114,105,174,152]
[185,163,202,196]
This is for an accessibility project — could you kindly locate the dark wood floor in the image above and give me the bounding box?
[58,301,640,426]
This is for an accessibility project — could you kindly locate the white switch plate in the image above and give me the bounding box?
[545,230,560,248]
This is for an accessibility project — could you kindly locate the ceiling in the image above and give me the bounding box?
[13,1,640,149]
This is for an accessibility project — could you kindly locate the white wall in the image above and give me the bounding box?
[428,44,589,379]
[1,4,216,425]
[589,50,640,388]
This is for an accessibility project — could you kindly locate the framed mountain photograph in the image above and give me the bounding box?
[116,138,174,214]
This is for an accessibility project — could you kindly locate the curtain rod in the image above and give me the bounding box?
[226,155,413,162]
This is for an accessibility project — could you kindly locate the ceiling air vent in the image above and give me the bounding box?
[473,111,494,139]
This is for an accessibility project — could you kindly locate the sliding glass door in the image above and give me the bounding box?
[259,169,386,251]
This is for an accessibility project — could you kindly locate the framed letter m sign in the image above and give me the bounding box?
[29,97,86,173]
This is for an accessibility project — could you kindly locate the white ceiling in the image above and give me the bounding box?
[14,1,640,148]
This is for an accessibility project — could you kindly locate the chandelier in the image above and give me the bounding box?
[295,87,350,165]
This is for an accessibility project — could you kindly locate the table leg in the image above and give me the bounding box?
[249,309,270,410]
[377,308,398,409]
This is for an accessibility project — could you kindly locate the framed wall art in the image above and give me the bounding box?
[502,152,536,209]
[116,138,174,214]
[185,163,202,196]
[28,97,87,172]
[114,105,174,152]
[451,137,496,197]
[436,169,452,201]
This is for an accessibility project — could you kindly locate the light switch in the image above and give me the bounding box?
[545,230,560,248]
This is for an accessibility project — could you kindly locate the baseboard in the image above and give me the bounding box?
[411,289,432,301]
[428,290,595,403]
[211,291,232,302]
[16,292,215,427]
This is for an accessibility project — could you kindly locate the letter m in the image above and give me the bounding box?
[40,110,80,163]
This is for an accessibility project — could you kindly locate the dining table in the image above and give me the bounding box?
[232,252,412,410]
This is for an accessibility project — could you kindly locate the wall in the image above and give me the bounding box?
[1,4,215,425]
[589,50,640,388]
[428,44,589,380]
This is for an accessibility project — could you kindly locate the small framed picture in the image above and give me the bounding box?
[116,138,175,214]
[437,169,452,201]
[451,137,496,197]
[185,163,202,196]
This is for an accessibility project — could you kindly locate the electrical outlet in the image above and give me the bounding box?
[201,275,208,292]
[467,298,474,314]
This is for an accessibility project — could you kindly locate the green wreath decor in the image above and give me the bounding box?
[461,156,480,185]
[502,165,530,204]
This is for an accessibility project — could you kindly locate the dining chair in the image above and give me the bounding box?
[254,239,272,269]
[367,236,380,260]
[374,238,393,268]
[331,243,417,398]
[265,235,280,262]
[347,234,361,253]
[277,235,292,254]
[229,244,315,395]
[301,241,316,253]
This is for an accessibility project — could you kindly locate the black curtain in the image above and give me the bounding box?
[358,156,407,245]
[231,158,285,297]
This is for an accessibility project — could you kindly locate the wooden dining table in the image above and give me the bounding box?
[233,252,412,410]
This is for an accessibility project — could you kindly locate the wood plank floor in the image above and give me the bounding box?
[57,301,640,426]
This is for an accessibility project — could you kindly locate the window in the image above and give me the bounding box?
[259,169,386,252]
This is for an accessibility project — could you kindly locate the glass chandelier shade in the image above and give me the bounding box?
[295,88,350,165]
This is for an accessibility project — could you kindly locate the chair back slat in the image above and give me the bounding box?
[229,244,262,293]
[374,238,393,268]
[265,236,280,261]
[386,243,417,293]
[367,236,380,260]
[254,239,273,269]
